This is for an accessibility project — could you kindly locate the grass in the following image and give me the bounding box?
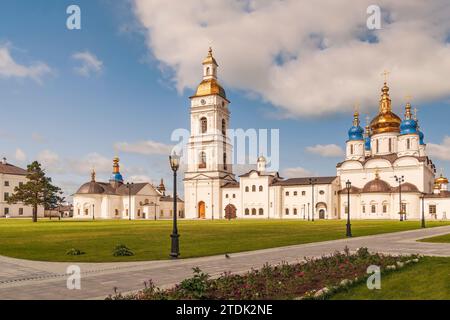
[330,257,450,300]
[419,233,450,243]
[0,219,448,262]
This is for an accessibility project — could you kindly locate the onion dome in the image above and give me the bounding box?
[362,172,391,193]
[400,102,418,135]
[418,130,425,145]
[370,82,401,135]
[435,174,449,185]
[348,111,364,141]
[110,157,123,183]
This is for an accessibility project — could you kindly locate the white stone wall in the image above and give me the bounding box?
[0,173,44,218]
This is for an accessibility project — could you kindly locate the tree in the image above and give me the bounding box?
[7,161,63,222]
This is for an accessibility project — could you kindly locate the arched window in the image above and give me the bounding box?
[222,119,226,136]
[285,208,289,215]
[259,208,264,215]
[294,208,298,215]
[371,205,376,214]
[407,138,411,149]
[252,185,256,192]
[206,67,210,75]
[199,152,206,168]
[137,209,141,217]
[245,186,249,192]
[225,194,229,199]
[223,153,227,170]
[350,144,354,155]
[200,117,207,134]
[382,204,387,213]
[115,209,119,216]
[245,208,250,215]
[259,186,263,192]
[252,208,257,215]
[376,139,379,153]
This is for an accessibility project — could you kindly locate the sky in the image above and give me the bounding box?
[1,0,450,199]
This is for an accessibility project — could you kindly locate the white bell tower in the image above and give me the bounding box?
[183,48,236,219]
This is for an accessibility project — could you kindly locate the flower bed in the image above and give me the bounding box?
[107,247,421,300]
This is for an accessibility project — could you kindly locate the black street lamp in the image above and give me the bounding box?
[421,192,426,228]
[395,175,405,221]
[126,182,134,221]
[92,203,95,221]
[169,151,181,259]
[345,180,352,237]
[308,178,318,221]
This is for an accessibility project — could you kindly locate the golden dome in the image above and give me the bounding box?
[194,78,227,99]
[370,82,401,135]
[435,174,449,185]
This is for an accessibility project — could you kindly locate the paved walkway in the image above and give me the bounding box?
[0,226,449,300]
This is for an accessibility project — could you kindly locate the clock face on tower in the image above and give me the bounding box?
[201,99,206,105]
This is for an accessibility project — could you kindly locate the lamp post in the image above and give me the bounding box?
[346,180,352,237]
[421,193,426,228]
[92,204,95,221]
[307,203,310,221]
[309,178,317,221]
[126,182,134,221]
[394,175,405,221]
[169,152,180,259]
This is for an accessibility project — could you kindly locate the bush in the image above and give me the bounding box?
[66,248,85,256]
[112,244,134,257]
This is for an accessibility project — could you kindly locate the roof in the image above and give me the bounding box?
[338,186,362,194]
[0,162,28,175]
[424,191,450,198]
[222,182,240,188]
[159,196,184,203]
[392,182,420,193]
[272,176,337,186]
[239,170,281,178]
[75,181,150,196]
[362,178,391,193]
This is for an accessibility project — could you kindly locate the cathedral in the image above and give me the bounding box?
[183,48,450,221]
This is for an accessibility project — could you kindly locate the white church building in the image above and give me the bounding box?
[73,157,184,220]
[183,48,450,221]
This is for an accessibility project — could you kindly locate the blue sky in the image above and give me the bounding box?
[1,0,450,198]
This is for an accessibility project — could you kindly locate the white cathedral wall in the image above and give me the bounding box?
[240,174,271,218]
[424,198,450,220]
[184,179,222,219]
[371,132,398,155]
[73,195,103,219]
[221,187,240,217]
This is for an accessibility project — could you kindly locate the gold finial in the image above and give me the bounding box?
[113,157,120,174]
[352,104,360,126]
[374,168,380,179]
[413,107,418,121]
[208,46,213,56]
[381,70,390,83]
[91,168,96,182]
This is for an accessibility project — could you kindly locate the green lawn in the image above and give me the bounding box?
[0,219,448,262]
[331,257,450,300]
[419,233,450,243]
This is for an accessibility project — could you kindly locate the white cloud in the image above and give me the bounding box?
[72,51,103,77]
[14,148,27,162]
[281,167,313,178]
[0,44,51,82]
[306,144,345,157]
[37,149,61,171]
[114,140,173,156]
[133,0,450,117]
[31,132,45,143]
[428,136,450,161]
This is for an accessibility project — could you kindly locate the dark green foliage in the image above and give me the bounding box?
[66,248,85,256]
[112,244,134,257]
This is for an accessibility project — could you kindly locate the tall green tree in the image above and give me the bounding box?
[7,161,63,222]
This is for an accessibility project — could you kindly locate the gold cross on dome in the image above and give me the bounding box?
[381,70,390,83]
[413,107,418,120]
[405,94,412,102]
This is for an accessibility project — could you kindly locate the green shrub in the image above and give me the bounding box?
[112,244,134,257]
[66,248,85,256]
